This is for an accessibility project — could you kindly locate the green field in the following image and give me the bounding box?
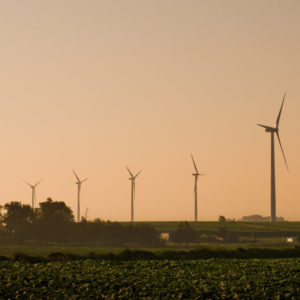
[0,221,299,258]
[0,258,300,298]
[128,221,300,233]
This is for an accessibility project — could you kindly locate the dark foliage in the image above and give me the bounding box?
[170,221,198,244]
[1,200,162,247]
[3,246,300,263]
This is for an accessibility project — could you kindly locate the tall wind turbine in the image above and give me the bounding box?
[73,169,88,222]
[191,154,204,222]
[25,179,42,209]
[126,167,141,222]
[258,93,289,222]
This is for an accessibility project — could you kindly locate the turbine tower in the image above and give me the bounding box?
[191,154,204,222]
[73,169,88,222]
[258,93,289,222]
[25,179,42,209]
[126,167,141,222]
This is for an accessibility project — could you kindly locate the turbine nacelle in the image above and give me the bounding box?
[257,124,278,133]
[72,169,89,223]
[73,169,89,184]
[126,167,141,179]
[257,93,288,172]
[25,179,43,189]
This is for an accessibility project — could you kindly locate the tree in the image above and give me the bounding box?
[218,215,226,222]
[239,214,286,222]
[3,202,35,240]
[0,205,3,224]
[35,198,74,242]
[125,223,162,247]
[39,198,74,224]
[170,221,198,245]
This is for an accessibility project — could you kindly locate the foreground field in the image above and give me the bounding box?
[0,259,300,298]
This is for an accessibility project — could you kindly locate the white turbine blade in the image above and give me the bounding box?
[257,124,274,131]
[34,178,43,187]
[134,170,142,179]
[126,166,134,178]
[276,93,286,129]
[24,181,33,187]
[72,169,81,182]
[191,154,199,174]
[81,178,89,184]
[276,132,289,172]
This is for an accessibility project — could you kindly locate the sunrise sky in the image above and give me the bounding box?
[0,1,300,221]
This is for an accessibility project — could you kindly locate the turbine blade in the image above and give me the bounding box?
[80,178,89,184]
[134,170,142,178]
[276,132,289,172]
[191,154,199,174]
[126,166,134,178]
[24,181,32,187]
[34,179,43,187]
[276,93,286,129]
[72,169,80,182]
[257,124,271,130]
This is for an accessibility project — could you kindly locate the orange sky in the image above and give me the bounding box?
[0,1,300,221]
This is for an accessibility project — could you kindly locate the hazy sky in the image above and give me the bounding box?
[1,1,300,221]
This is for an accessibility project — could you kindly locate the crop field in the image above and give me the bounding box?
[130,221,300,233]
[1,258,300,298]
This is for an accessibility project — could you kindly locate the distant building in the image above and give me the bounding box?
[160,232,170,241]
[287,237,297,243]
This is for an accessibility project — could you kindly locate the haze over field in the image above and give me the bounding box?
[0,1,300,221]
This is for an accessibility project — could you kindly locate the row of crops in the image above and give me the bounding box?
[1,258,300,298]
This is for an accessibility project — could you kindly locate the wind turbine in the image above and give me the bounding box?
[126,167,141,222]
[258,93,289,222]
[191,154,204,222]
[73,169,88,222]
[24,179,42,209]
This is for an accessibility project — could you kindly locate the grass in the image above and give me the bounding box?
[126,221,300,233]
[1,222,299,257]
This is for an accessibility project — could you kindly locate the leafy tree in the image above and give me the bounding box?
[125,223,162,247]
[218,215,226,222]
[3,202,35,240]
[239,214,286,222]
[34,198,74,242]
[171,221,198,245]
[39,198,74,224]
[0,205,3,224]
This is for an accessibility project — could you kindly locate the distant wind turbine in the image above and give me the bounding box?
[191,154,204,222]
[73,169,88,222]
[126,167,141,222]
[258,93,289,222]
[24,179,42,209]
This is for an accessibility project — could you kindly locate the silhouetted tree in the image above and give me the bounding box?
[34,198,74,242]
[125,223,161,247]
[3,202,35,241]
[217,226,239,243]
[218,215,226,222]
[171,221,198,245]
[239,214,286,222]
[0,205,3,224]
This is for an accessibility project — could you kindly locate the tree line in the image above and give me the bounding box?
[0,198,162,247]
